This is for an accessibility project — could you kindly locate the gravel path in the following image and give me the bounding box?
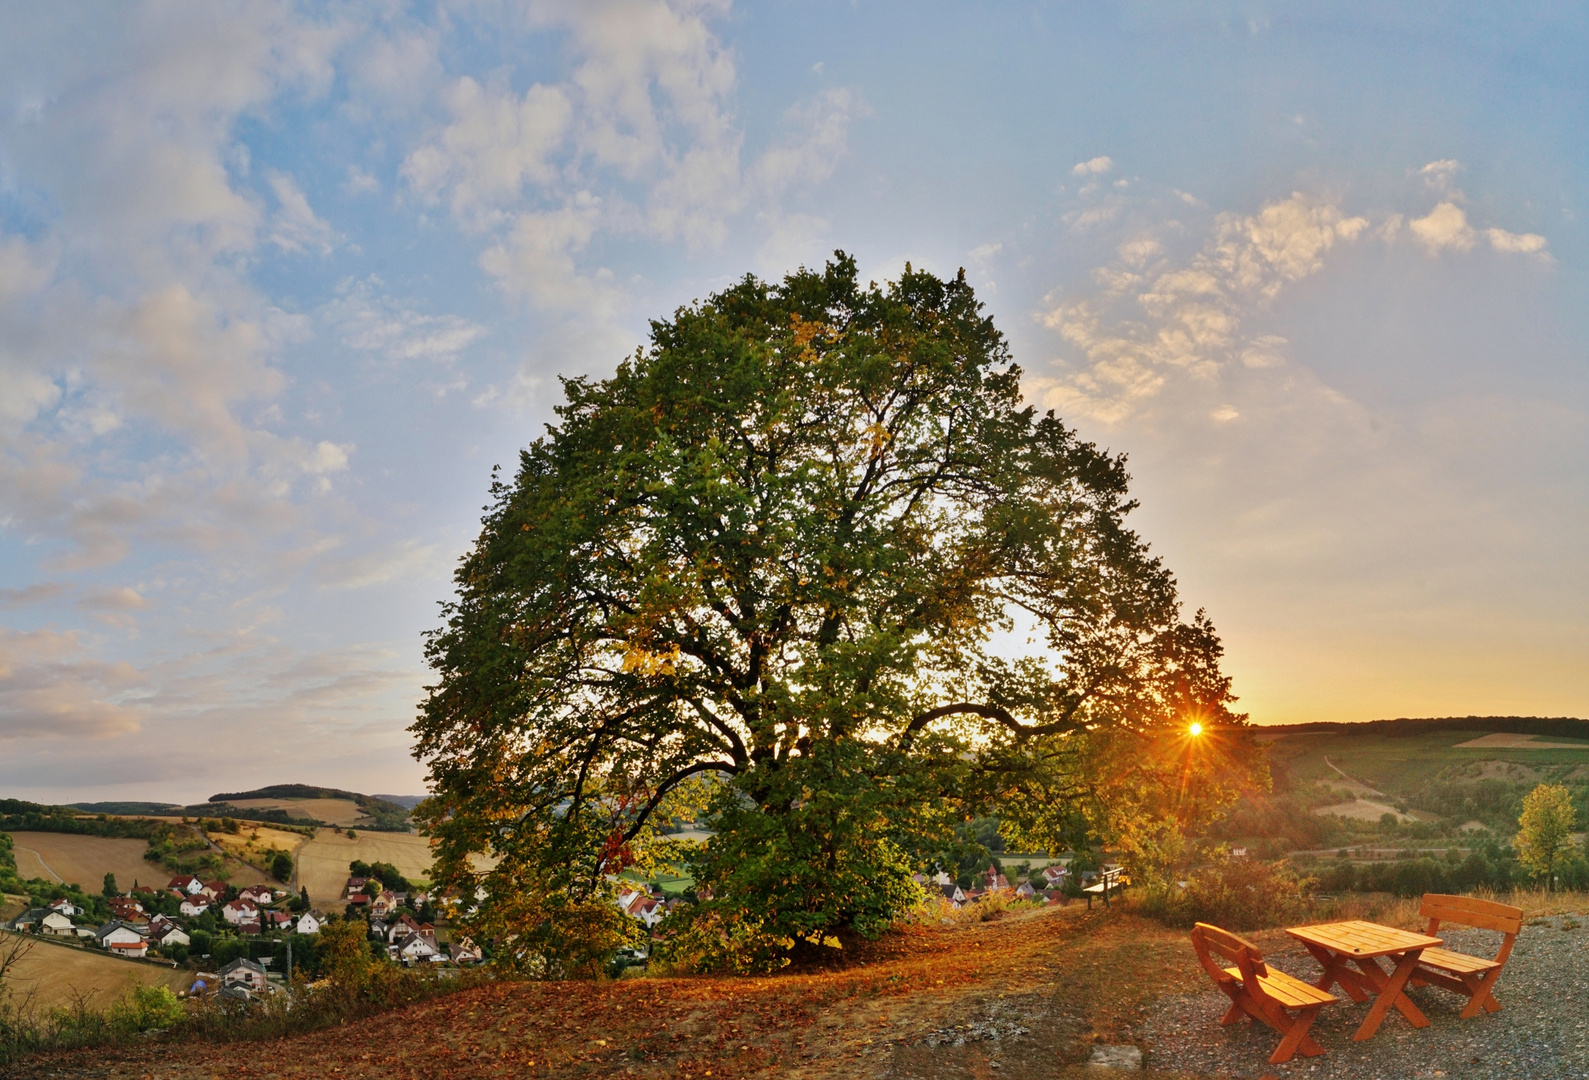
[1143,915,1589,1079]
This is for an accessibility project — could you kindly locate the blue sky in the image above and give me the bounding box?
[1,1,1584,802]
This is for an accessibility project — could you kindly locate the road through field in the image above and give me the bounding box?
[5,833,157,892]
[12,843,65,883]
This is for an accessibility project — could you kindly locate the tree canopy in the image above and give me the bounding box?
[413,254,1262,974]
[1516,783,1577,890]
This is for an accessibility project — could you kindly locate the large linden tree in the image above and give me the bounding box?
[413,254,1263,975]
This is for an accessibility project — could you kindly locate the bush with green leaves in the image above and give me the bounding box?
[106,985,185,1036]
[1140,856,1312,931]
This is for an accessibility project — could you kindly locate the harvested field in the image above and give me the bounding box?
[295,830,436,901]
[205,824,307,871]
[1311,799,1415,823]
[1453,732,1589,750]
[223,796,373,827]
[0,933,189,1012]
[6,833,159,892]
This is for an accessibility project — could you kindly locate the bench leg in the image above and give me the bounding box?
[1268,1004,1324,1064]
[1216,984,1245,1025]
[1459,968,1504,1019]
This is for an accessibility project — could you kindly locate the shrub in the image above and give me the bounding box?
[106,985,184,1036]
[1138,857,1312,931]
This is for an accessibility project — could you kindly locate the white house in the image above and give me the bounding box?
[449,938,483,965]
[95,921,146,949]
[239,885,274,906]
[152,925,191,950]
[397,933,440,965]
[1042,865,1069,887]
[47,898,81,917]
[168,875,205,895]
[295,910,324,935]
[41,911,76,937]
[220,957,267,992]
[221,899,258,926]
[180,899,210,918]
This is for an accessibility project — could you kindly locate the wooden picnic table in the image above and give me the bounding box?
[1285,920,1444,1041]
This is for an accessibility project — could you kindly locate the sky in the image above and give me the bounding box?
[0,1,1585,804]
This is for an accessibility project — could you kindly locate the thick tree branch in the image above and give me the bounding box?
[619,760,738,846]
[897,701,1087,751]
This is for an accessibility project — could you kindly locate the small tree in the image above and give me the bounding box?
[1516,783,1577,891]
[271,852,294,883]
[102,872,117,898]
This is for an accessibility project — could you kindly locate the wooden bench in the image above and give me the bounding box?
[1082,866,1124,909]
[1191,922,1337,1065]
[1409,893,1523,1018]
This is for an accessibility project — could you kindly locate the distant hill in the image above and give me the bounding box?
[204,783,412,831]
[372,794,427,809]
[1263,715,1589,740]
[67,801,183,815]
[211,783,374,803]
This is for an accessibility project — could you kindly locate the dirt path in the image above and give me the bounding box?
[12,844,65,884]
[1323,756,1384,795]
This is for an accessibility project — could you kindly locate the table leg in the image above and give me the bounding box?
[1353,949,1428,1041]
[1352,955,1431,1029]
[1302,942,1370,1002]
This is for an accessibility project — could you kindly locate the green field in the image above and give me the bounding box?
[1264,726,1589,795]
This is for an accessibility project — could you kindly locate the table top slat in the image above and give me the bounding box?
[1284,919,1441,957]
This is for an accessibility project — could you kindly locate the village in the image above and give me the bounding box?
[2,867,483,1002]
[612,859,1130,934]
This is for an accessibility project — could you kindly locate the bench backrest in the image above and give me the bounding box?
[1420,893,1523,967]
[1191,922,1268,991]
[1420,894,1523,936]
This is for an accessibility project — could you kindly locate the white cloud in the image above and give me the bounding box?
[344,165,380,195]
[751,88,866,202]
[316,539,440,589]
[479,194,622,315]
[327,278,487,363]
[267,171,342,255]
[0,627,145,739]
[1072,155,1115,176]
[1419,158,1462,193]
[1486,227,1551,257]
[403,77,574,226]
[404,1,862,318]
[0,584,69,608]
[1409,201,1476,253]
[77,586,151,629]
[1035,192,1369,424]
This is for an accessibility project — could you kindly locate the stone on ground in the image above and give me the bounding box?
[1087,1044,1143,1069]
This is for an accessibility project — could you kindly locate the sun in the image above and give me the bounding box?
[1188,722,1203,737]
